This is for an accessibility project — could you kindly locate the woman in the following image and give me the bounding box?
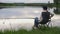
[34,6,54,29]
[40,6,54,24]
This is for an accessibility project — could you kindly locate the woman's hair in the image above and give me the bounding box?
[43,6,47,10]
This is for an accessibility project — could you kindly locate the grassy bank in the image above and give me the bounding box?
[0,27,60,34]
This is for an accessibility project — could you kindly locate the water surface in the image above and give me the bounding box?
[0,6,60,31]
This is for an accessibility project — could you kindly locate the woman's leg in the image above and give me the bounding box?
[34,18,39,28]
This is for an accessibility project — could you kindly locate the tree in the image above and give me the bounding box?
[54,0,58,13]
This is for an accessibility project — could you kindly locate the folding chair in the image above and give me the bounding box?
[38,19,52,28]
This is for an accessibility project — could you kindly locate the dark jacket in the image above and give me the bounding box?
[40,11,51,24]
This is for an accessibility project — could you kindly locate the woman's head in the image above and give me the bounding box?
[43,6,47,10]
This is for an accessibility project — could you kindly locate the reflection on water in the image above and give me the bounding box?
[0,6,60,31]
[0,6,43,18]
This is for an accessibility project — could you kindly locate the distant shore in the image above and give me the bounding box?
[0,3,60,7]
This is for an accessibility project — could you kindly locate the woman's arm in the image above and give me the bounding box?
[50,13,54,18]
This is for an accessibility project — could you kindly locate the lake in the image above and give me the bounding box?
[0,6,60,31]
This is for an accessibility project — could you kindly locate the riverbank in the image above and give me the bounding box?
[0,27,60,34]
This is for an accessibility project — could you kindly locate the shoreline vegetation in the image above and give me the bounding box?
[0,27,60,34]
[0,3,60,7]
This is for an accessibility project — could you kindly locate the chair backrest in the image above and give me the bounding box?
[42,12,50,20]
[40,12,51,24]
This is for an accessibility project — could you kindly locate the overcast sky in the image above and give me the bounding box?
[0,0,54,3]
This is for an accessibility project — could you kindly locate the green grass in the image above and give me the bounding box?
[0,27,60,34]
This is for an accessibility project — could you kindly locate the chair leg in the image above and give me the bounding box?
[46,22,53,28]
[50,22,52,28]
[38,24,46,29]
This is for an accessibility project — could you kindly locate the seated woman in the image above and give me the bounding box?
[40,6,54,24]
[34,6,54,28]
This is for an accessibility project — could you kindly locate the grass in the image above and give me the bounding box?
[0,27,60,34]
